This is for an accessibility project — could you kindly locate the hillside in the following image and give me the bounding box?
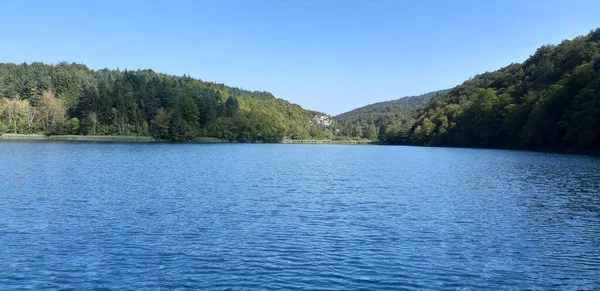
[385,28,600,154]
[334,90,447,139]
[0,62,336,142]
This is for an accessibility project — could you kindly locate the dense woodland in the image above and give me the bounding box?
[0,63,336,142]
[401,28,600,154]
[335,90,447,140]
[1,29,599,153]
[339,28,600,154]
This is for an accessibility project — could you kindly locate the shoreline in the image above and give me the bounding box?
[1,134,596,155]
[281,139,378,145]
[0,134,157,143]
[0,134,378,145]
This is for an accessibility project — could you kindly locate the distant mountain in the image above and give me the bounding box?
[335,90,448,123]
[334,90,448,139]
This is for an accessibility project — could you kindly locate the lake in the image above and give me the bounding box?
[1,142,599,290]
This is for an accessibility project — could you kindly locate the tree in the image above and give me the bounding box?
[151,107,171,140]
[5,98,16,132]
[225,96,240,117]
[25,106,36,132]
[363,124,378,140]
[70,117,80,135]
[38,90,66,133]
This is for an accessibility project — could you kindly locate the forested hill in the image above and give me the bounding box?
[386,28,600,154]
[0,62,336,142]
[334,90,447,139]
[2,29,598,150]
[336,90,448,123]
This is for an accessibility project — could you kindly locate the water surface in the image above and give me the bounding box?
[1,142,599,290]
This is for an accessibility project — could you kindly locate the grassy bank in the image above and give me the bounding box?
[0,134,377,145]
[0,134,232,144]
[0,134,156,142]
[282,139,378,145]
[193,137,229,143]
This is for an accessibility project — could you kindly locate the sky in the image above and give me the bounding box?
[1,0,599,115]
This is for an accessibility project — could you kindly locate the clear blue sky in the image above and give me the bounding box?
[1,0,599,115]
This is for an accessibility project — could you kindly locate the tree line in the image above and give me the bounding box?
[334,90,446,140]
[4,28,598,151]
[338,28,600,154]
[0,62,336,142]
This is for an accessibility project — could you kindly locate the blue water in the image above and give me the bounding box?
[0,142,599,290]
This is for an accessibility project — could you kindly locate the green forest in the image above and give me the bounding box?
[1,28,599,153]
[0,63,337,142]
[335,90,447,140]
[338,28,600,154]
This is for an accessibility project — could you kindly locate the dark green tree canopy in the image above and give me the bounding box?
[389,28,600,154]
[0,62,336,142]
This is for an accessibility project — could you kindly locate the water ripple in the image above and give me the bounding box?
[0,143,599,290]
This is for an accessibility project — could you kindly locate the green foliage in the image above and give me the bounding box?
[391,28,600,154]
[335,90,448,140]
[225,96,240,117]
[70,117,80,135]
[0,62,336,142]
